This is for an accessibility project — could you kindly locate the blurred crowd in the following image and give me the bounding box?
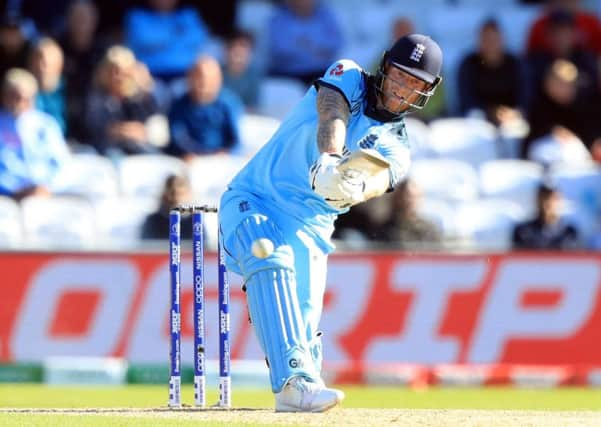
[0,0,600,252]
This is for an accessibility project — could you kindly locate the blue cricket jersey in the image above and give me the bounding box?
[226,60,411,251]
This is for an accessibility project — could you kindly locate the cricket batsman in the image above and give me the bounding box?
[219,34,443,412]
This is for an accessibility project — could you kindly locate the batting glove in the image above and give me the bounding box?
[309,153,365,209]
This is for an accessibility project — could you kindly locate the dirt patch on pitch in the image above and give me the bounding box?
[3,408,601,426]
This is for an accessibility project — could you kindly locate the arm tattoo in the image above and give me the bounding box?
[316,86,350,154]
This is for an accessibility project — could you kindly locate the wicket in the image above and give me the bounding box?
[168,204,231,409]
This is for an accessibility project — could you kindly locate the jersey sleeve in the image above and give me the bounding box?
[314,59,364,112]
[371,122,411,189]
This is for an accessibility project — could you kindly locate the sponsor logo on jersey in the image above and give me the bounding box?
[238,201,250,212]
[358,133,378,149]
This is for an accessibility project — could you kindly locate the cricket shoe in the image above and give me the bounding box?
[275,376,344,412]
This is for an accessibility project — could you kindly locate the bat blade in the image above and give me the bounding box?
[336,148,390,177]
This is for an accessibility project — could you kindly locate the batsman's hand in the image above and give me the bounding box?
[309,153,365,209]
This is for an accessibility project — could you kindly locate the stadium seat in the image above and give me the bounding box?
[551,165,601,209]
[238,114,281,157]
[427,118,499,168]
[257,77,308,120]
[118,154,187,198]
[53,153,120,200]
[0,196,23,247]
[236,0,275,35]
[94,197,158,247]
[20,196,97,248]
[453,198,528,251]
[479,159,544,217]
[459,0,519,7]
[496,6,544,54]
[334,2,396,69]
[560,199,598,241]
[381,0,450,35]
[404,117,433,160]
[427,6,490,112]
[409,159,480,203]
[428,6,490,48]
[235,0,275,72]
[417,197,457,237]
[551,165,601,238]
[187,154,248,207]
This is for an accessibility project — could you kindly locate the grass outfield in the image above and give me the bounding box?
[1,385,600,426]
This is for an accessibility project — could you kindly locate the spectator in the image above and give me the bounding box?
[267,0,344,85]
[141,173,192,240]
[58,0,106,143]
[523,59,594,166]
[332,198,385,246]
[526,0,601,56]
[373,178,442,249]
[369,17,416,72]
[166,55,243,160]
[512,183,581,250]
[194,0,236,39]
[0,16,31,79]
[587,56,601,162]
[84,45,164,156]
[28,37,67,136]
[222,30,262,110]
[458,19,526,127]
[125,0,209,82]
[526,9,599,100]
[0,68,70,200]
[18,0,71,36]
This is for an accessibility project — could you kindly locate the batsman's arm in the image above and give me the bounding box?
[316,86,350,155]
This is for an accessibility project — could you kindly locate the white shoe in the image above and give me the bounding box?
[275,376,344,412]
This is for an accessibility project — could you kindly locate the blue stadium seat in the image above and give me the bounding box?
[417,196,457,237]
[257,77,308,120]
[53,153,120,200]
[21,196,97,249]
[453,198,528,251]
[404,117,433,160]
[409,158,480,203]
[0,196,23,248]
[551,165,601,238]
[496,5,543,54]
[427,118,499,168]
[118,154,187,199]
[238,114,281,157]
[94,196,158,247]
[479,159,544,217]
[235,0,276,72]
[187,154,248,207]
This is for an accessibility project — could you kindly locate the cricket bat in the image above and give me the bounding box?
[336,148,390,178]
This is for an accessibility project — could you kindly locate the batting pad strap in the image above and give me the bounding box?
[234,215,294,277]
[245,269,319,392]
[309,331,324,374]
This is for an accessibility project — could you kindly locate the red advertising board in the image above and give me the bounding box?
[1,252,601,372]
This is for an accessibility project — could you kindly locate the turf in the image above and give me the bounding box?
[1,384,600,410]
[1,414,241,427]
[1,385,600,426]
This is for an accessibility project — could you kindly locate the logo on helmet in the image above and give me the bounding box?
[329,63,344,77]
[409,43,426,62]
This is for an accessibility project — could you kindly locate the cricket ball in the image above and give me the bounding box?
[251,238,274,259]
